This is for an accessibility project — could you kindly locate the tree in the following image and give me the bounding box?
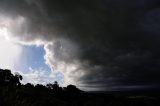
[52,81,59,91]
[15,72,23,81]
[10,72,23,86]
[25,83,34,88]
[0,69,13,85]
[46,83,53,89]
[66,85,81,93]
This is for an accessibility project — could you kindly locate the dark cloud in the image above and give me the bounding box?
[0,0,160,90]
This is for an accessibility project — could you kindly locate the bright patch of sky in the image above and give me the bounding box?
[0,14,64,85]
[0,28,22,70]
[17,45,64,85]
[18,45,50,72]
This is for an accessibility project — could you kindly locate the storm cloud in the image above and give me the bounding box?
[0,0,160,90]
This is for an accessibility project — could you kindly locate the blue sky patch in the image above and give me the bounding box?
[17,45,50,73]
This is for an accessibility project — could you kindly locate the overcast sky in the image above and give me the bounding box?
[0,0,160,91]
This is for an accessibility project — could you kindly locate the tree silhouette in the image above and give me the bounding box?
[0,69,13,85]
[13,72,23,85]
[52,81,60,94]
[15,72,23,80]
[46,83,53,89]
[25,83,34,88]
[66,84,81,94]
[0,68,156,106]
[0,69,23,86]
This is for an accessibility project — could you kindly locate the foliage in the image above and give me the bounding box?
[0,68,159,106]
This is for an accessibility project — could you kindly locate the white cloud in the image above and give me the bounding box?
[20,67,63,85]
[44,43,85,87]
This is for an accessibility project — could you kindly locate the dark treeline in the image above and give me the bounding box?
[0,69,85,106]
[0,69,159,106]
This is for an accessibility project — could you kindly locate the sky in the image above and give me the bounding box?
[0,0,160,91]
